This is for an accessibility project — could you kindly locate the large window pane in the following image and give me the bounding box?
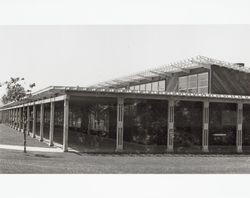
[179,76,188,92]
[158,80,166,91]
[134,85,140,90]
[198,72,208,93]
[152,82,159,91]
[146,83,152,91]
[188,74,198,93]
[140,84,146,91]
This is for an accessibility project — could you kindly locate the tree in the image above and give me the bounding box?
[0,77,36,104]
[0,77,36,153]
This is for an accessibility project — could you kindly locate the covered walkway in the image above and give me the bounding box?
[1,86,250,154]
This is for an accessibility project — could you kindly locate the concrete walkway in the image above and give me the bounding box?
[2,124,250,173]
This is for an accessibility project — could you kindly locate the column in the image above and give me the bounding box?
[40,103,44,141]
[63,96,69,152]
[236,102,243,153]
[15,108,18,130]
[202,101,209,152]
[116,97,124,152]
[22,106,25,133]
[167,100,174,152]
[32,104,36,138]
[13,109,15,128]
[27,106,30,135]
[49,101,55,146]
[9,109,11,126]
[10,109,13,127]
[18,108,22,132]
[8,110,10,126]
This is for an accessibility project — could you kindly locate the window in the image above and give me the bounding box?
[152,81,159,91]
[130,86,135,90]
[178,76,188,92]
[188,74,198,93]
[198,73,208,93]
[178,72,208,93]
[134,85,140,90]
[158,80,166,91]
[139,84,146,91]
[146,83,152,91]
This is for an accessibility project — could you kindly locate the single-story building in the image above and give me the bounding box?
[1,55,250,153]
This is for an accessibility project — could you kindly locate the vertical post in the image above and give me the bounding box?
[18,108,22,132]
[32,104,36,138]
[15,108,18,130]
[10,109,12,127]
[22,106,25,133]
[49,101,55,146]
[27,106,30,135]
[63,96,69,152]
[11,109,15,128]
[116,97,124,152]
[40,103,44,142]
[236,102,243,153]
[167,100,174,152]
[23,105,26,153]
[202,101,209,152]
[14,109,16,129]
[8,110,10,126]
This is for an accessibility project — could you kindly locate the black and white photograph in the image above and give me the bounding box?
[1,1,250,198]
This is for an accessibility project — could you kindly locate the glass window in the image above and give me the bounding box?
[130,86,135,90]
[198,87,208,93]
[198,73,208,87]
[152,81,159,91]
[134,85,140,90]
[158,80,166,91]
[178,76,188,92]
[146,83,152,91]
[198,72,208,93]
[188,74,198,93]
[139,84,146,91]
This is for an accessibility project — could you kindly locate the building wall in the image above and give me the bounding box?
[211,65,250,95]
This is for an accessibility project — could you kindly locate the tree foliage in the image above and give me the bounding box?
[0,77,36,104]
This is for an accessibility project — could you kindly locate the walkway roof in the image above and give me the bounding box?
[1,86,250,110]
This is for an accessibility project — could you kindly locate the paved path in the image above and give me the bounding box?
[2,124,250,173]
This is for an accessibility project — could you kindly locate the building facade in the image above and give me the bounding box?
[1,55,250,153]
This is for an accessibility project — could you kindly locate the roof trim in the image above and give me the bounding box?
[1,86,250,109]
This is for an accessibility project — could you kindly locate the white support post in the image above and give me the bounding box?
[63,96,69,152]
[15,109,17,130]
[40,103,44,142]
[49,101,55,146]
[167,100,174,152]
[14,109,17,130]
[32,104,36,138]
[236,102,243,153]
[27,106,30,135]
[10,110,12,127]
[116,97,124,152]
[22,106,25,133]
[202,101,209,152]
[8,110,10,126]
[12,109,14,127]
[18,108,22,132]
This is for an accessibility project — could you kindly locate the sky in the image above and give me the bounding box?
[0,25,250,97]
